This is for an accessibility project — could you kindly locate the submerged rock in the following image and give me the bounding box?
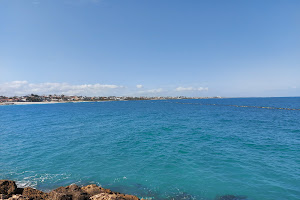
[166,192,194,200]
[215,195,248,200]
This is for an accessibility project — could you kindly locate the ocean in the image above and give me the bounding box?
[0,98,299,200]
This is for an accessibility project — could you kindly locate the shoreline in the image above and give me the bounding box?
[0,101,97,106]
[0,180,141,200]
[0,180,246,200]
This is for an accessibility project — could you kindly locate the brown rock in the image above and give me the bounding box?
[0,180,18,196]
[90,193,117,200]
[0,180,140,200]
[81,185,103,196]
[7,194,29,200]
[22,187,48,200]
[116,194,139,200]
[103,189,113,195]
[81,184,116,196]
[122,194,139,200]
[0,194,8,199]
[48,184,89,200]
[90,193,139,200]
[46,191,72,200]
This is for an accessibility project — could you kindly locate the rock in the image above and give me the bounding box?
[215,195,248,200]
[48,184,89,200]
[0,180,140,200]
[0,194,29,200]
[82,184,139,200]
[90,193,115,200]
[0,180,18,196]
[90,193,139,200]
[15,189,24,195]
[0,194,8,199]
[46,191,72,200]
[7,194,29,200]
[22,187,48,200]
[116,194,139,200]
[81,184,116,196]
[81,185,103,196]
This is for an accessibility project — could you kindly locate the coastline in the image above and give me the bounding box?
[0,101,93,106]
[0,180,141,200]
[0,180,245,200]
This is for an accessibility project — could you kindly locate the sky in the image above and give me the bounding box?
[0,0,299,97]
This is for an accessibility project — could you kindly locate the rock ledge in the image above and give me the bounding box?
[0,180,141,200]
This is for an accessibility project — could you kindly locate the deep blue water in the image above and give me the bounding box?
[0,98,300,200]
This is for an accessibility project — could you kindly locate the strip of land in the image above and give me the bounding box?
[0,94,222,106]
[0,101,91,106]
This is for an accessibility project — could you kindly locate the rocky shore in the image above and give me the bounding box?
[0,180,248,200]
[0,180,141,200]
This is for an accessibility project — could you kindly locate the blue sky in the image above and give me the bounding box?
[0,0,299,97]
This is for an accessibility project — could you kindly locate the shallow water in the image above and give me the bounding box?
[0,98,300,200]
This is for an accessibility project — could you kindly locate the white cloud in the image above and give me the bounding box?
[0,81,124,96]
[147,88,163,93]
[137,88,163,96]
[175,86,208,92]
[0,81,211,97]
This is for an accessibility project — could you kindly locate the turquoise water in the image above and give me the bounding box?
[0,98,300,200]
